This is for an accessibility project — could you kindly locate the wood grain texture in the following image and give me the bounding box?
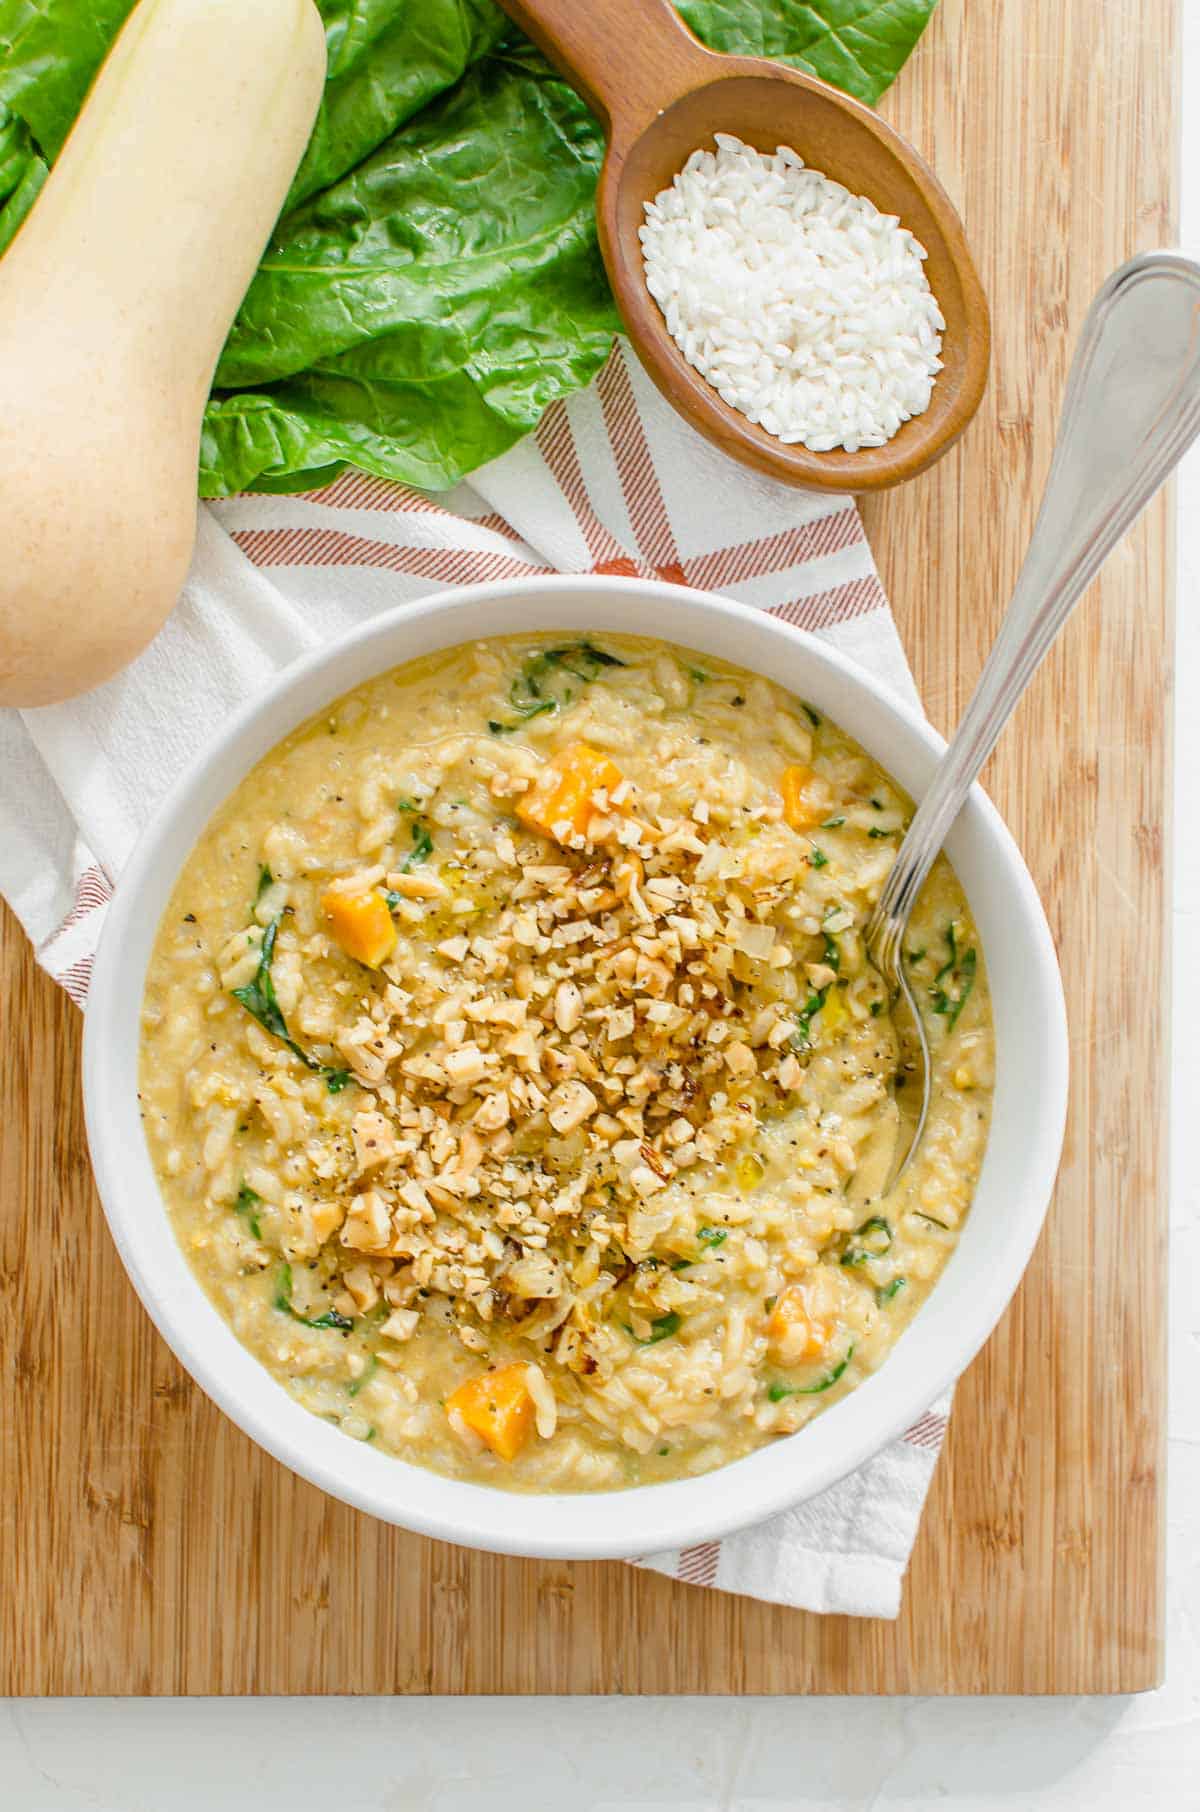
[0,0,1173,1694]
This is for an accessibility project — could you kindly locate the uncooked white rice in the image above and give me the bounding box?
[639,134,944,453]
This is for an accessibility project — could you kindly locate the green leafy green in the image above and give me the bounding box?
[348,1355,378,1397]
[627,1311,682,1345]
[768,1343,855,1401]
[697,1225,728,1248]
[400,819,433,870]
[489,641,624,733]
[840,1215,893,1267]
[307,1306,355,1329]
[283,0,510,209]
[676,0,937,106]
[202,45,618,494]
[0,1,936,494]
[929,920,977,1031]
[808,848,829,870]
[877,1277,907,1304]
[231,914,354,1093]
[0,0,133,162]
[793,987,829,1050]
[234,1183,263,1241]
[274,1262,355,1331]
[0,99,44,255]
[231,917,299,1052]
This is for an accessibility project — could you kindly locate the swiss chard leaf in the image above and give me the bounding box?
[231,915,354,1093]
[202,47,617,494]
[231,917,295,1050]
[400,819,433,870]
[284,0,508,208]
[274,1262,355,1331]
[676,0,939,107]
[929,920,978,1030]
[0,0,134,160]
[627,1311,682,1345]
[233,1183,263,1241]
[840,1215,893,1267]
[489,641,625,733]
[768,1343,855,1401]
[793,987,829,1050]
[0,99,44,255]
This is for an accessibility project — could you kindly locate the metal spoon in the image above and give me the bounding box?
[868,250,1200,1185]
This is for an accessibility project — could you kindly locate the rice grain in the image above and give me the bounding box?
[639,135,944,453]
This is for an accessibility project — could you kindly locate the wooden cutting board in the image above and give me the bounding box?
[0,0,1172,1694]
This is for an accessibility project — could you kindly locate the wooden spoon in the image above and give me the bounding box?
[498,0,989,491]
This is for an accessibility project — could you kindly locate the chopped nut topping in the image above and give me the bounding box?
[546,1078,599,1134]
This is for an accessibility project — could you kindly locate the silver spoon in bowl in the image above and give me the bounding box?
[871,250,1200,1186]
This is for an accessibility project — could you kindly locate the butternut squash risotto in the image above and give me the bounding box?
[139,633,993,1490]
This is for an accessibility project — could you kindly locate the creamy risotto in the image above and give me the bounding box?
[139,633,993,1492]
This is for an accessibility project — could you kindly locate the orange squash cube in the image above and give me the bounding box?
[446,1362,536,1462]
[767,1284,833,1363]
[321,885,397,968]
[516,742,625,844]
[780,763,833,832]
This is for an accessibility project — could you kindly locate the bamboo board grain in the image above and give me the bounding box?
[0,0,1173,1694]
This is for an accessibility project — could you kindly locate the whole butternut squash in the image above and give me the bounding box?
[0,0,326,706]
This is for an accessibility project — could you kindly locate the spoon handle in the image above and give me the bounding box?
[495,0,712,137]
[874,250,1200,938]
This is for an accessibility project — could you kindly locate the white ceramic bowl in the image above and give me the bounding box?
[84,576,1068,1559]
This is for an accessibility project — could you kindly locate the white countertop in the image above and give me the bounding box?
[4,14,1198,1806]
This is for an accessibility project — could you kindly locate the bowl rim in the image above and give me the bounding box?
[83,575,1067,1559]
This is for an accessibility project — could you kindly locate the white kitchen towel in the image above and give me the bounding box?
[0,340,950,1619]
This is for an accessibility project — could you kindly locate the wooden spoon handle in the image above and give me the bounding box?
[496,0,714,142]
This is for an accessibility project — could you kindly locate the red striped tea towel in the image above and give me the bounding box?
[0,342,949,1618]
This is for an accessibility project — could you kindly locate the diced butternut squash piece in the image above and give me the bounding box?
[767,1284,833,1364]
[446,1362,536,1462]
[321,886,397,968]
[780,763,833,831]
[516,742,625,843]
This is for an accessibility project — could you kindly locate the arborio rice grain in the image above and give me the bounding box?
[639,134,944,452]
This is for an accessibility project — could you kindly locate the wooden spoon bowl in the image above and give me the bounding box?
[499,0,989,492]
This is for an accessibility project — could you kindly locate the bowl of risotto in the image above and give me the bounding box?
[83,576,1067,1558]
